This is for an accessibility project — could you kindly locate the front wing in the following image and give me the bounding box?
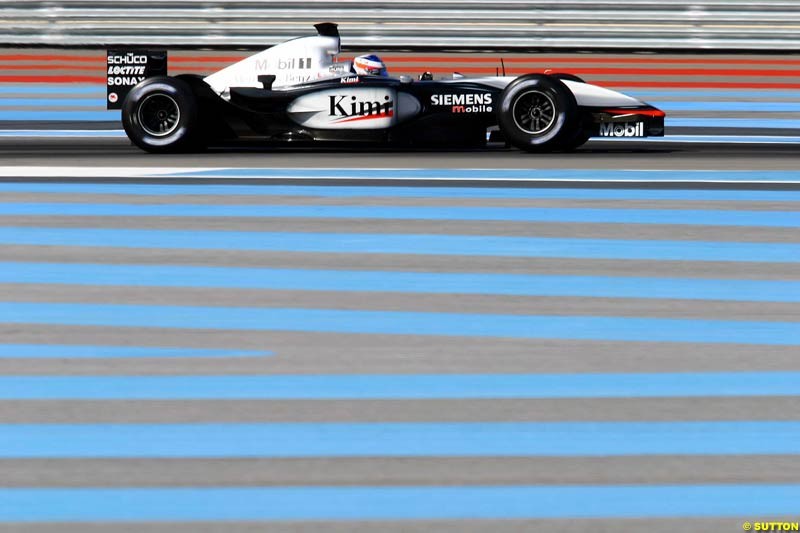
[590,106,666,138]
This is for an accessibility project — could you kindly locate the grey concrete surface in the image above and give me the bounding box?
[2,398,800,424]
[3,137,800,171]
[2,284,798,320]
[4,216,799,242]
[2,455,800,486]
[0,518,780,533]
[4,192,799,211]
[0,143,798,530]
[4,246,800,279]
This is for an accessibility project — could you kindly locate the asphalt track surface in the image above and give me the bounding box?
[4,136,800,171]
[1,137,800,531]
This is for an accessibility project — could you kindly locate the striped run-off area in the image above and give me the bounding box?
[4,49,800,137]
[0,167,799,530]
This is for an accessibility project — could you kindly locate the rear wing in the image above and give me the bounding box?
[106,50,167,109]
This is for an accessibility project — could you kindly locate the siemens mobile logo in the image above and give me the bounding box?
[431,93,493,113]
[431,93,493,106]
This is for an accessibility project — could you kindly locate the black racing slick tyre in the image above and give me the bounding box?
[122,77,199,153]
[497,74,579,153]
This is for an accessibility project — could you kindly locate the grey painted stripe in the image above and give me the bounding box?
[669,111,800,119]
[1,398,798,423]
[3,217,798,242]
[0,94,106,100]
[2,246,799,280]
[672,110,800,118]
[1,193,799,212]
[1,285,798,321]
[0,518,770,533]
[0,456,798,487]
[635,96,800,103]
[0,68,103,74]
[5,201,800,226]
[1,326,799,375]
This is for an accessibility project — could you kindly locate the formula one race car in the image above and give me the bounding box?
[114,23,665,153]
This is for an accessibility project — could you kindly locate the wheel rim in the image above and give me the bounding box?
[512,90,556,135]
[137,93,181,137]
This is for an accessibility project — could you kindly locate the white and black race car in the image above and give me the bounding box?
[116,23,664,153]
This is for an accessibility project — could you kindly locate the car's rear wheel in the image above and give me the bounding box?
[497,74,578,153]
[122,77,199,153]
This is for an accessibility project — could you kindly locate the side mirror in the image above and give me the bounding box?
[258,75,276,90]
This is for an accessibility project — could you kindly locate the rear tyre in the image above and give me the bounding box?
[122,77,199,153]
[497,74,578,153]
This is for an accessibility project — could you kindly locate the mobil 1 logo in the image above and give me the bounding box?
[599,122,645,137]
[106,50,167,110]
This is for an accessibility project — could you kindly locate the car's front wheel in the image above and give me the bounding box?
[122,77,199,153]
[497,74,578,153]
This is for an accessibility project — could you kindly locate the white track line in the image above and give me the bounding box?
[0,167,213,178]
[0,167,799,185]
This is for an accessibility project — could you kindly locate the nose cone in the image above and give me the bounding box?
[562,79,648,108]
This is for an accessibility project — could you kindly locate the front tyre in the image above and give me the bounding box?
[497,74,578,153]
[122,77,199,153]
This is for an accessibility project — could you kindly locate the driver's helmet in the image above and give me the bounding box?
[353,54,388,76]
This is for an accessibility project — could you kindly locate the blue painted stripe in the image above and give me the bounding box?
[167,168,800,182]
[2,263,799,303]
[2,422,800,457]
[659,101,800,112]
[0,85,104,95]
[0,98,103,107]
[0,129,126,138]
[0,182,799,202]
[668,117,800,128]
[1,303,799,345]
[603,135,800,144]
[0,110,119,121]
[2,484,800,520]
[0,227,797,263]
[3,203,797,227]
[3,372,799,400]
[0,344,269,359]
